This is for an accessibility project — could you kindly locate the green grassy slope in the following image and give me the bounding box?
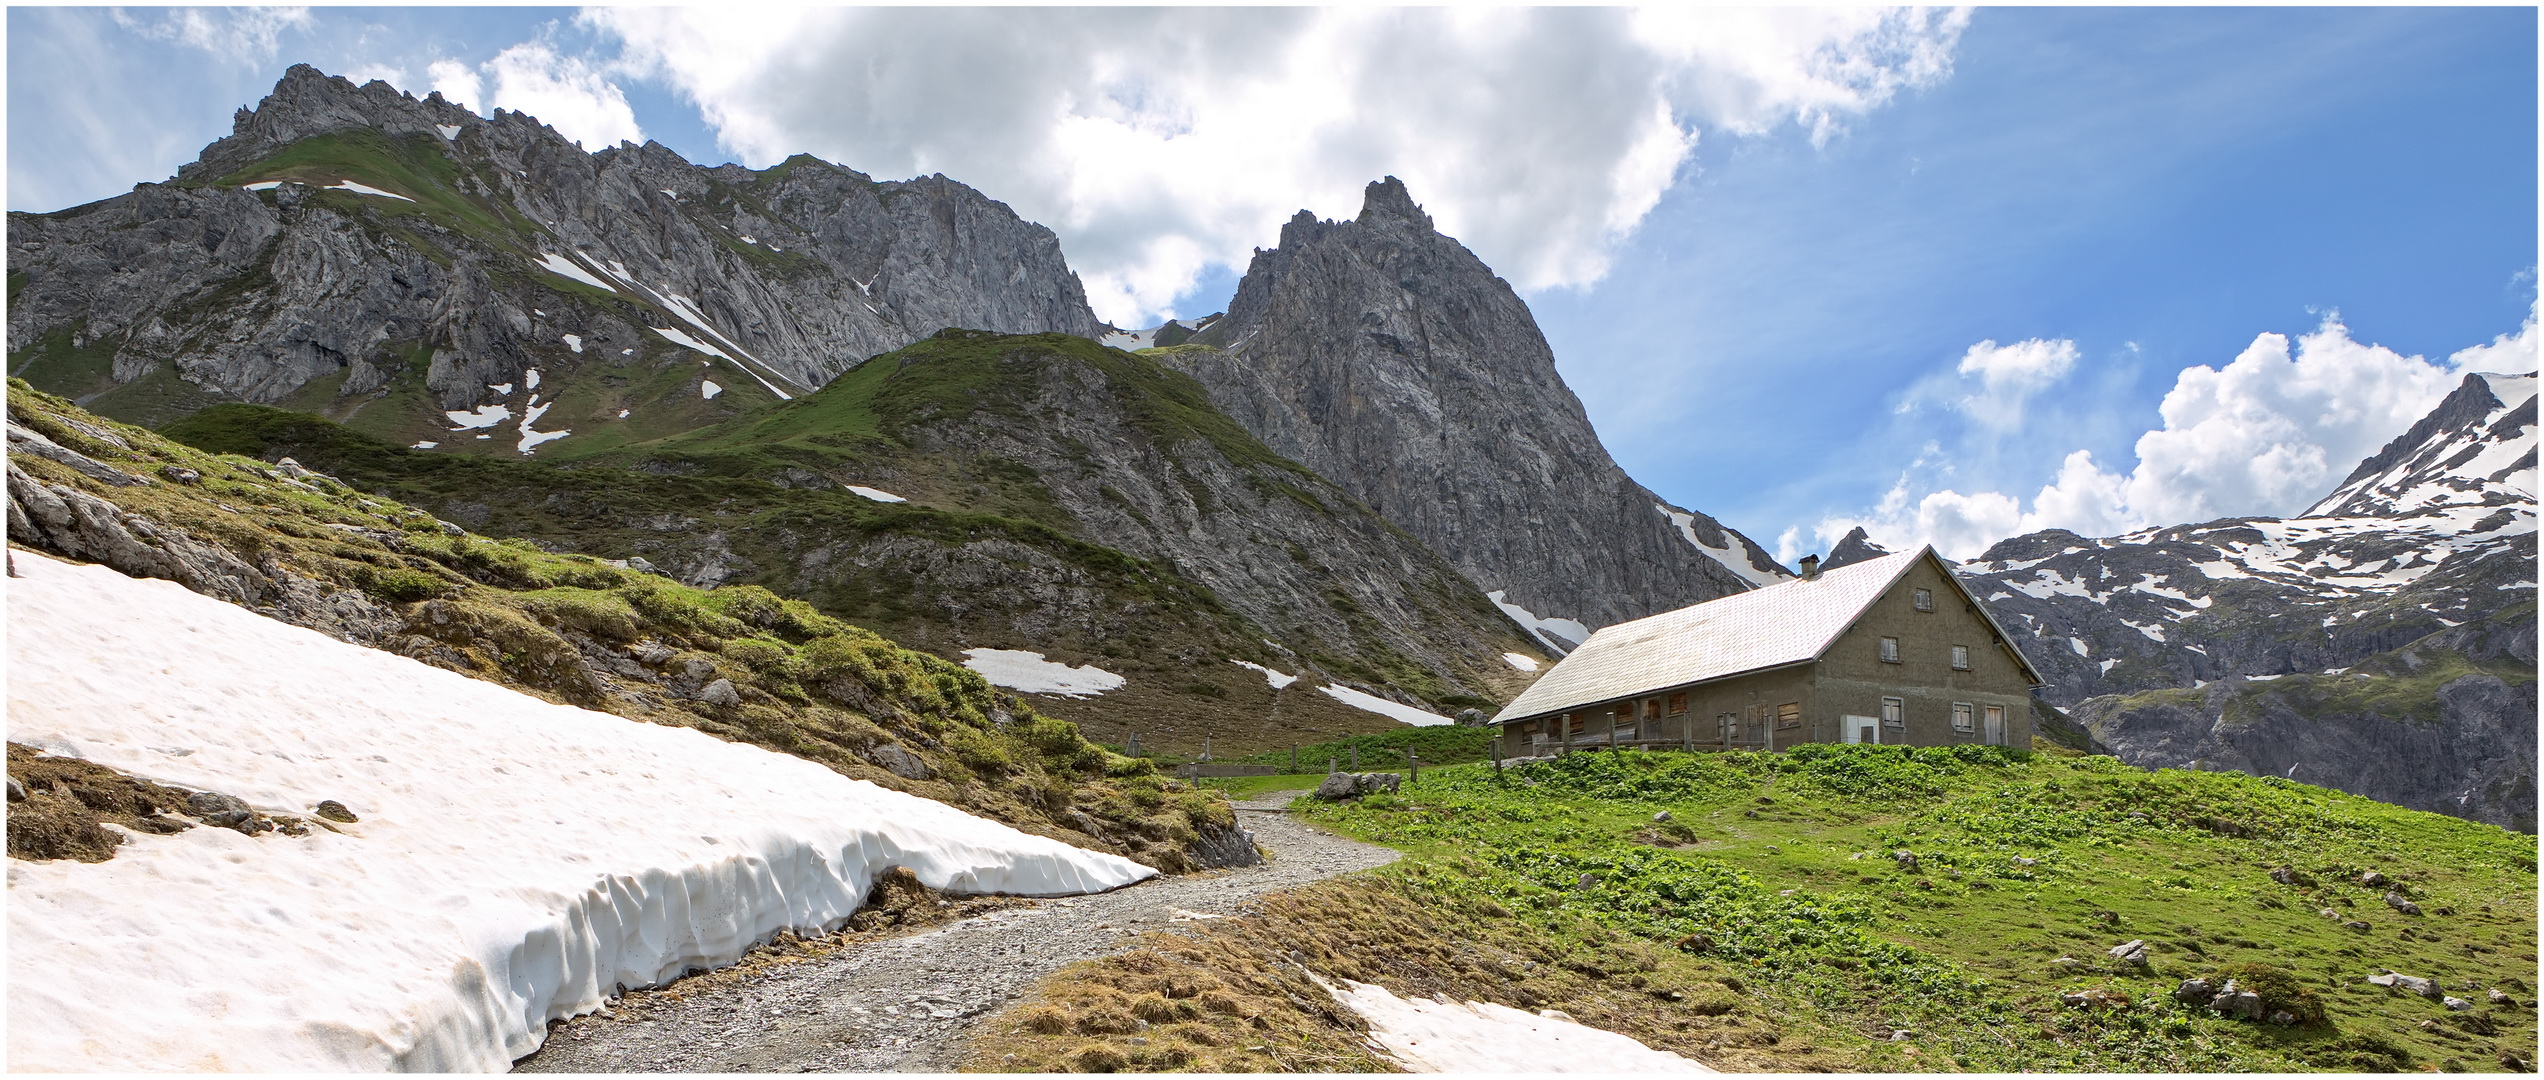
[982,745,2537,1072]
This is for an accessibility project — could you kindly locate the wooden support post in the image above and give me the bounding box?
[1349,746,1359,771]
[1327,755,1336,776]
[1408,752,1420,783]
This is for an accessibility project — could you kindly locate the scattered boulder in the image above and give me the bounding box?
[2010,856,2038,867]
[2342,920,2372,933]
[2173,978,2214,1005]
[2061,989,2129,1008]
[313,800,359,823]
[2049,957,2082,969]
[273,457,312,479]
[697,677,742,707]
[2108,939,2152,965]
[2369,973,2441,999]
[1652,810,1672,823]
[2489,988,2515,1006]
[2383,891,2423,916]
[2269,866,2315,887]
[2213,988,2265,1020]
[1313,772,1401,801]
[865,743,932,781]
[1577,873,1601,889]
[2267,1010,2297,1027]
[2444,996,2474,1011]
[1892,850,1919,871]
[2319,907,2342,920]
[158,465,202,484]
[2359,870,2391,887]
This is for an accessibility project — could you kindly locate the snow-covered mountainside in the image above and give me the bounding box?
[1166,178,1788,641]
[1961,371,2537,829]
[8,64,1102,452]
[7,550,1149,1071]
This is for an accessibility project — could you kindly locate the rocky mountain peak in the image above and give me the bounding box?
[1820,526,1892,571]
[1356,176,1434,230]
[179,64,480,183]
[2305,370,2538,520]
[1165,177,1785,636]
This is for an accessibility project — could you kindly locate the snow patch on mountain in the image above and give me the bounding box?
[960,649,1125,697]
[1658,504,1786,588]
[4,552,1153,1072]
[1486,590,1590,654]
[1318,684,1453,727]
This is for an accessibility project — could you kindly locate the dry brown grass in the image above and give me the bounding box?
[969,873,1870,1073]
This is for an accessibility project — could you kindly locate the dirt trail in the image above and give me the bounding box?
[514,790,1396,1073]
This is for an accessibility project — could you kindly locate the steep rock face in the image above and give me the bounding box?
[1820,526,1892,571]
[1165,178,1786,643]
[1962,372,2537,829]
[9,64,1101,448]
[618,330,1546,715]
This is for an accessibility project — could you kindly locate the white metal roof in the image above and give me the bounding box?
[1491,547,2031,723]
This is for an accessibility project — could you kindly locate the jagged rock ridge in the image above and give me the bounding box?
[1960,372,2538,830]
[9,64,1102,450]
[1163,177,1788,643]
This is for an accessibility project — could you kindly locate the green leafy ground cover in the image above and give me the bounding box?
[1236,725,1498,771]
[986,745,2536,1072]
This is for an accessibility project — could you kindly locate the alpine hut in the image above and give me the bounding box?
[1491,546,2045,754]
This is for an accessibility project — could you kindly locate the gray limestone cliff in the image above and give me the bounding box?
[1164,178,1787,641]
[9,64,1102,444]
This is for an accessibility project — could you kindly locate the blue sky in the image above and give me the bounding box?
[8,7,2536,562]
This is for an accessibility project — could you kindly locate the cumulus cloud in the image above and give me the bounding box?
[479,43,643,149]
[586,7,1966,325]
[1953,337,2079,429]
[427,58,483,112]
[1814,308,2528,559]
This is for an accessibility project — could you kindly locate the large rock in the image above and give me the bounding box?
[1169,178,1786,639]
[1313,772,1401,801]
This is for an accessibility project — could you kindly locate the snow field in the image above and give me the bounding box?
[1230,659,1300,689]
[1318,684,1454,726]
[533,252,615,293]
[846,485,907,503]
[702,380,724,400]
[1486,589,1590,652]
[1658,504,1787,589]
[6,553,1153,1072]
[1502,652,1540,672]
[960,648,1126,697]
[1314,973,1711,1073]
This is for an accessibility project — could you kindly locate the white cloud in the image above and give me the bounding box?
[587,7,1965,325]
[112,7,313,64]
[1814,309,2524,559]
[427,58,483,112]
[1953,337,2079,429]
[481,43,643,150]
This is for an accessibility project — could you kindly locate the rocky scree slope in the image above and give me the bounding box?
[1167,178,1788,644]
[8,64,1101,454]
[1960,373,2537,830]
[6,380,1252,872]
[615,329,1547,719]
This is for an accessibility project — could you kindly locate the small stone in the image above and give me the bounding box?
[2049,956,2081,969]
[1652,810,1671,823]
[2489,988,2514,1006]
[2393,975,2440,999]
[314,800,359,823]
[2367,973,2398,988]
[2173,978,2214,1005]
[2384,891,2423,916]
[159,465,202,484]
[2444,996,2474,1011]
[2214,990,2264,1020]
[2500,1053,2528,1071]
[2342,920,2372,933]
[2359,870,2391,887]
[2319,907,2342,920]
[186,790,250,817]
[6,777,23,802]
[2268,1011,2296,1026]
[1892,850,1919,871]
[2269,866,2314,887]
[698,678,742,707]
[1578,873,1601,889]
[2011,856,2037,867]
[273,457,310,478]
[633,641,676,664]
[2108,939,2151,965]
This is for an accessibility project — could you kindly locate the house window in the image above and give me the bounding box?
[1952,702,1975,732]
[1879,637,1901,663]
[1666,693,1688,715]
[1777,702,1802,729]
[1718,712,1740,741]
[1881,696,1905,729]
[1645,698,1664,721]
[1567,713,1585,735]
[1913,587,1934,612]
[1951,644,1971,670]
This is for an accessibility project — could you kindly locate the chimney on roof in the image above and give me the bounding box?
[1799,554,1821,580]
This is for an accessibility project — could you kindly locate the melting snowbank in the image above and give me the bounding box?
[960,648,1125,697]
[1486,589,1590,653]
[6,553,1153,1072]
[1315,974,1710,1073]
[1319,684,1453,726]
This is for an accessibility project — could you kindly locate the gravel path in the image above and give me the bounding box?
[514,790,1396,1073]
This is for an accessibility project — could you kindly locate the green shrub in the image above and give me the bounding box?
[721,637,794,673]
[521,588,641,642]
